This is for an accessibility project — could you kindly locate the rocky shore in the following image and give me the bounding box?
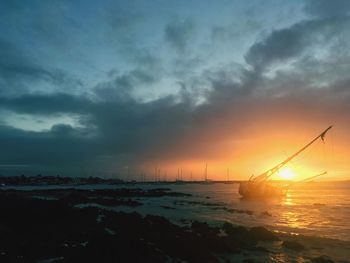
[0,188,342,262]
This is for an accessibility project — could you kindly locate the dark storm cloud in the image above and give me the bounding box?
[245,24,307,69]
[94,69,159,101]
[1,60,349,175]
[304,0,350,18]
[245,17,350,70]
[0,65,262,169]
[0,41,51,85]
[0,0,79,50]
[0,92,196,172]
[165,19,195,52]
[0,55,273,171]
[131,49,160,70]
[0,93,90,115]
[0,40,82,95]
[0,123,97,176]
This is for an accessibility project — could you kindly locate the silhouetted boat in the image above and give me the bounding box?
[239,126,333,199]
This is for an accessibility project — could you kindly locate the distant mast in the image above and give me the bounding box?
[204,163,208,181]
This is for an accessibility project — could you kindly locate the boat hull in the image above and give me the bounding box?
[239,181,287,199]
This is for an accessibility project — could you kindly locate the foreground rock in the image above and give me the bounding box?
[0,199,228,262]
[0,189,278,262]
[311,255,334,263]
[282,240,305,251]
[249,226,280,242]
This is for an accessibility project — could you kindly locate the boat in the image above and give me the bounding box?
[201,163,214,184]
[238,126,333,199]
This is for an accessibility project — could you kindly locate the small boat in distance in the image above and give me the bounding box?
[239,126,333,199]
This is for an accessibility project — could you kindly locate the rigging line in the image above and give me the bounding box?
[252,126,332,183]
[329,128,334,177]
[302,139,323,169]
[282,150,305,175]
[298,137,320,163]
[322,134,327,173]
[281,150,299,174]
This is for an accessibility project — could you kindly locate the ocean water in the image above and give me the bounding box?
[5,181,350,242]
[122,181,350,261]
[163,182,350,242]
[5,181,350,261]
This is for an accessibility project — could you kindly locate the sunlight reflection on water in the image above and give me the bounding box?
[166,181,350,241]
[283,193,295,206]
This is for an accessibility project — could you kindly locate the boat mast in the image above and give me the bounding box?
[204,163,208,181]
[252,125,333,182]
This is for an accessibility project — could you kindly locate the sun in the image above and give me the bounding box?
[278,167,295,180]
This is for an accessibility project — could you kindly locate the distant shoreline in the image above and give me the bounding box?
[0,174,348,187]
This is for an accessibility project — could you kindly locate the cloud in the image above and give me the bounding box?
[2,9,350,172]
[1,1,350,178]
[0,70,258,171]
[245,16,350,72]
[4,0,83,44]
[304,0,350,18]
[0,41,50,89]
[131,49,160,70]
[211,20,262,42]
[0,123,96,172]
[164,18,195,52]
[0,40,83,96]
[94,68,160,102]
[1,59,350,176]
[0,93,90,115]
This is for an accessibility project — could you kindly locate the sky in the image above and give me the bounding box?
[0,0,350,180]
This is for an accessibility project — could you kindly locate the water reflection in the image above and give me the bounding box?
[192,183,350,241]
[283,193,295,206]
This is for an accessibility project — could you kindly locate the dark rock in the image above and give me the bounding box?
[160,205,175,210]
[191,221,220,236]
[223,207,254,215]
[59,192,88,205]
[249,226,280,241]
[222,222,257,247]
[222,222,242,236]
[88,197,142,207]
[145,214,177,231]
[4,187,191,200]
[311,255,334,263]
[0,189,270,262]
[249,246,269,252]
[282,240,305,251]
[261,211,272,217]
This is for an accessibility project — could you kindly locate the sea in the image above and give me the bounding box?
[5,181,350,261]
[113,181,350,261]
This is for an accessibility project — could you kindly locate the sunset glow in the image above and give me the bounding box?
[278,168,295,180]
